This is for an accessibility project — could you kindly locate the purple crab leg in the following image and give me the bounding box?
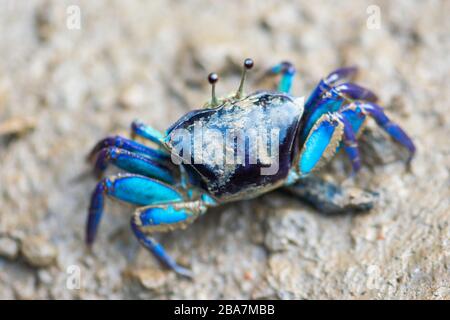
[86,174,183,245]
[130,220,193,278]
[339,114,361,173]
[87,135,169,163]
[334,83,378,102]
[266,61,296,93]
[325,66,359,85]
[361,102,416,162]
[93,147,175,183]
[306,66,358,112]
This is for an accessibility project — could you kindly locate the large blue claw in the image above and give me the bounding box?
[298,114,344,175]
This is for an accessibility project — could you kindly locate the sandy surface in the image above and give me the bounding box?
[0,0,449,299]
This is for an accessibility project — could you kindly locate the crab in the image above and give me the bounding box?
[86,58,415,277]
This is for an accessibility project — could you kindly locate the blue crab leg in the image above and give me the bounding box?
[339,103,367,134]
[266,61,296,93]
[339,114,361,173]
[306,66,357,112]
[284,176,378,214]
[87,135,169,163]
[131,199,215,278]
[302,84,377,145]
[298,113,344,176]
[93,147,175,183]
[130,222,193,278]
[130,120,166,147]
[360,102,416,161]
[86,174,184,245]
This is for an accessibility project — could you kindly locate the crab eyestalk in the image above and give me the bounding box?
[235,58,254,99]
[208,72,219,107]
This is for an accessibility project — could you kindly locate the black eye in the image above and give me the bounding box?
[208,73,219,84]
[244,58,254,69]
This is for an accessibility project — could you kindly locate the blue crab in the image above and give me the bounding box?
[86,59,415,277]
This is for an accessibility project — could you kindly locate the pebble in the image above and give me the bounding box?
[128,268,168,290]
[20,235,58,268]
[0,236,19,260]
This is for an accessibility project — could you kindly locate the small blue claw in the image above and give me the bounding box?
[301,94,344,143]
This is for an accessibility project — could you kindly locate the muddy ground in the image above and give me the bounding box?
[0,0,449,299]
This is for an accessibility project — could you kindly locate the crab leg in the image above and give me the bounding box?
[131,200,213,278]
[130,223,193,278]
[266,61,296,93]
[86,174,184,245]
[360,102,416,161]
[87,135,169,163]
[130,120,166,147]
[324,66,358,85]
[300,93,345,143]
[86,174,210,277]
[339,114,362,173]
[334,83,378,102]
[306,66,376,114]
[93,147,176,183]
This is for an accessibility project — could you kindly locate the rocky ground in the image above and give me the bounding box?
[0,0,448,299]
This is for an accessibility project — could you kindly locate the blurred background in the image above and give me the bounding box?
[0,0,448,299]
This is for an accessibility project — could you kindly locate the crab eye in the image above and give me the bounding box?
[207,73,219,107]
[244,58,254,69]
[208,73,219,84]
[235,58,255,99]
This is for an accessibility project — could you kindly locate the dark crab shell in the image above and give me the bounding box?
[165,91,304,202]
